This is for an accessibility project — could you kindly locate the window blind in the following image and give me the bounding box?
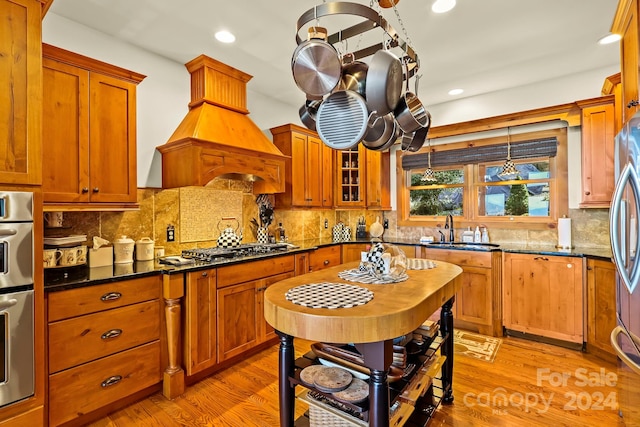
[401,137,558,170]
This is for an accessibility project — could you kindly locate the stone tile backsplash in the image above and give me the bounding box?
[59,184,611,257]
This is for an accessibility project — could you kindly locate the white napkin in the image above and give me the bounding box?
[93,236,110,250]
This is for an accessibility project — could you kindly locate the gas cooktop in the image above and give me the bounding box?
[181,243,291,263]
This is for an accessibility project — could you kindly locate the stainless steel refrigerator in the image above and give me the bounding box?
[610,111,640,424]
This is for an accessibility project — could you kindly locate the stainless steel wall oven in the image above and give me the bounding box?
[0,192,34,407]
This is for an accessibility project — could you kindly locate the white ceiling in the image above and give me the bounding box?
[48,0,621,112]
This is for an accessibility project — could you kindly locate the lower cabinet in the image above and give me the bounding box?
[184,268,217,375]
[46,276,162,426]
[503,253,584,343]
[418,247,502,337]
[586,258,617,359]
[308,245,341,272]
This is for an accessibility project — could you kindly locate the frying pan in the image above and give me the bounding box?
[291,27,342,98]
[340,54,368,97]
[362,112,400,151]
[298,98,322,131]
[365,48,403,116]
[316,90,372,150]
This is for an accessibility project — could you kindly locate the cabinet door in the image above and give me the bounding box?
[342,243,369,263]
[366,150,382,208]
[503,254,583,343]
[42,59,90,202]
[586,258,617,357]
[335,146,366,207]
[305,135,323,207]
[290,132,308,206]
[294,252,309,276]
[185,269,217,375]
[0,0,41,185]
[580,101,615,207]
[88,72,138,203]
[309,245,342,272]
[321,143,334,207]
[619,0,640,123]
[217,281,258,362]
[257,272,295,343]
[455,266,492,327]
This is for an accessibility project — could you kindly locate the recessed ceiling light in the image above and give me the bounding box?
[598,33,621,45]
[448,88,463,96]
[214,30,236,44]
[432,0,456,14]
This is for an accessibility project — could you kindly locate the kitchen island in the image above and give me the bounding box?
[264,260,463,427]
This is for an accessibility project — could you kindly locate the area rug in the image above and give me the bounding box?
[453,330,502,363]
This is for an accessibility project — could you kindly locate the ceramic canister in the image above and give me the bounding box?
[114,236,135,264]
[135,237,155,261]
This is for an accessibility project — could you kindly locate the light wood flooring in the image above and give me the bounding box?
[88,336,624,427]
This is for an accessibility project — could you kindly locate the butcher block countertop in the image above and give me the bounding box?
[263,260,462,344]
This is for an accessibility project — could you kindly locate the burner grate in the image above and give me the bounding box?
[182,243,290,263]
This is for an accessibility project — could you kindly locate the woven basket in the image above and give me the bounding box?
[297,390,366,427]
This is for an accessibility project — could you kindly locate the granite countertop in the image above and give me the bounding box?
[44,238,613,291]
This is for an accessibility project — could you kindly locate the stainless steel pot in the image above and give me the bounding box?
[363,112,400,151]
[298,98,322,131]
[394,71,429,133]
[291,28,342,98]
[365,48,403,115]
[316,90,371,150]
[400,114,431,152]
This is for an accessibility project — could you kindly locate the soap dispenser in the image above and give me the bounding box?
[474,226,481,243]
[481,226,490,243]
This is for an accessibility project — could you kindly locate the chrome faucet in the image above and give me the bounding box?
[445,214,454,242]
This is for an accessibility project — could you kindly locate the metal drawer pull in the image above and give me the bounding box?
[101,329,123,340]
[533,256,549,261]
[101,375,122,388]
[101,292,122,301]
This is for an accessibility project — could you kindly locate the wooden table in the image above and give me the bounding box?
[264,261,462,427]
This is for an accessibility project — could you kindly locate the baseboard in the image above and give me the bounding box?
[504,328,584,351]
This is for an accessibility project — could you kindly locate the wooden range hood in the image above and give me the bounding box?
[157,55,287,194]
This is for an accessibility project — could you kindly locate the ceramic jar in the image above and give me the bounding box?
[135,237,155,261]
[113,235,135,264]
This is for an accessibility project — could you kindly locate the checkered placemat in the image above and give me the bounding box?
[406,258,437,270]
[338,268,409,285]
[285,282,373,309]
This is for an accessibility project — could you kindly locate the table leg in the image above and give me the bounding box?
[277,331,295,427]
[356,340,392,427]
[440,296,455,403]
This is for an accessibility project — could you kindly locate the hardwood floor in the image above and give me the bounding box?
[88,336,624,427]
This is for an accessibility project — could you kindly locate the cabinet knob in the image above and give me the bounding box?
[202,272,208,277]
[101,375,123,388]
[82,187,89,193]
[93,187,100,193]
[584,191,590,195]
[324,260,330,265]
[627,100,640,108]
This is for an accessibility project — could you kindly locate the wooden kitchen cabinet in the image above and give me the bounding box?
[503,253,584,343]
[308,245,342,272]
[586,258,617,360]
[42,44,145,209]
[46,276,162,426]
[342,243,369,263]
[366,149,383,208]
[612,0,640,125]
[0,0,42,185]
[271,124,333,208]
[184,268,217,375]
[578,96,616,208]
[418,247,503,337]
[335,145,366,207]
[216,256,295,362]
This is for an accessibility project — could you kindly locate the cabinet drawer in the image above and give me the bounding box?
[217,255,295,288]
[48,300,160,373]
[48,341,161,427]
[48,276,161,321]
[421,248,491,268]
[309,246,341,272]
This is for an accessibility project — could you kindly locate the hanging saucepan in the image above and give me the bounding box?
[316,90,375,150]
[401,111,431,152]
[363,112,401,151]
[339,53,368,97]
[298,98,322,131]
[394,67,429,133]
[291,27,342,98]
[365,46,403,116]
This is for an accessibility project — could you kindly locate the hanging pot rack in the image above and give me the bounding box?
[295,2,419,78]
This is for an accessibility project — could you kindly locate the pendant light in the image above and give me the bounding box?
[421,139,437,182]
[497,127,518,178]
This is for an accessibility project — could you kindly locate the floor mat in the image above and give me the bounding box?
[453,330,502,363]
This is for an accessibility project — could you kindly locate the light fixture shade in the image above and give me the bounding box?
[421,168,437,182]
[497,159,518,177]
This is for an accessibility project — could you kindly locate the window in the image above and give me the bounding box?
[397,127,567,229]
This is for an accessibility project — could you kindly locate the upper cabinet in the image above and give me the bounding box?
[578,96,616,208]
[42,44,145,210]
[271,124,333,208]
[336,145,391,210]
[0,0,42,185]
[612,0,640,125]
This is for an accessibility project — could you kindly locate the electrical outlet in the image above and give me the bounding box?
[324,219,329,229]
[166,225,175,242]
[383,219,389,229]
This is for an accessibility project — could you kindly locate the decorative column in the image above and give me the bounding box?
[162,274,185,399]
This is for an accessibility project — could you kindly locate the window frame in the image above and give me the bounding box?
[396,127,568,230]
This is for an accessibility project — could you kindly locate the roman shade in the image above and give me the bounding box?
[401,137,558,170]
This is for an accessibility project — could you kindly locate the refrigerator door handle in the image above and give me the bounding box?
[611,325,640,376]
[610,163,640,294]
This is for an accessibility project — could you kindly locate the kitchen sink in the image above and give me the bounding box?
[426,242,500,249]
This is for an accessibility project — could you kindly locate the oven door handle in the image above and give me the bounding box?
[0,229,17,236]
[0,299,18,311]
